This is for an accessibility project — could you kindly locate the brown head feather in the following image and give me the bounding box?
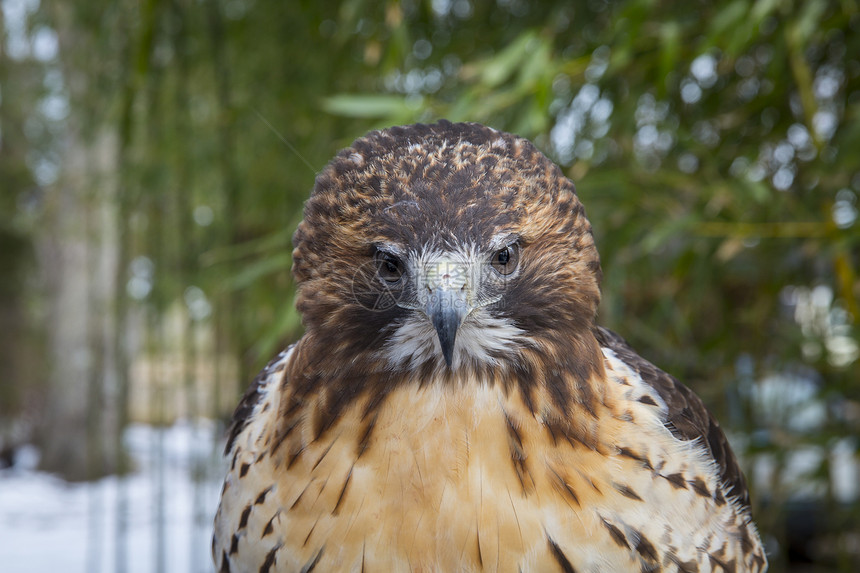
[293,122,600,357]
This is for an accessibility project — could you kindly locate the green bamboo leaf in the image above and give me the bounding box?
[516,36,553,88]
[321,94,422,119]
[709,0,749,36]
[641,214,698,253]
[704,0,752,54]
[200,228,293,266]
[478,31,538,88]
[222,251,291,292]
[791,0,828,46]
[750,0,781,22]
[659,22,681,98]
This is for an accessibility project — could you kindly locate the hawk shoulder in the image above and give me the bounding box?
[223,345,294,455]
[594,325,752,510]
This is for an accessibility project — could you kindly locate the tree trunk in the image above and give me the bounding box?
[36,2,121,480]
[37,127,118,481]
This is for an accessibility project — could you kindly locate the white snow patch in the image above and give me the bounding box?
[0,420,228,573]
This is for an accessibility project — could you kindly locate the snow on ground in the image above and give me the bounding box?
[0,421,228,573]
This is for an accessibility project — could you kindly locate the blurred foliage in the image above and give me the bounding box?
[1,0,858,568]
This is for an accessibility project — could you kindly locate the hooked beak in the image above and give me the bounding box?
[422,260,472,368]
[427,288,468,367]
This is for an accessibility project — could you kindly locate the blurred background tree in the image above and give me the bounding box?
[1,0,857,570]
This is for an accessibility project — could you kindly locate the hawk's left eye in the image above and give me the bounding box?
[490,244,519,276]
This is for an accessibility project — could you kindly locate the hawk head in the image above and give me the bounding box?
[291,121,603,391]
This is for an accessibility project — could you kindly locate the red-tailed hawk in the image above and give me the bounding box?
[213,121,767,572]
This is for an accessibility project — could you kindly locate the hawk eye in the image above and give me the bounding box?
[374,251,404,283]
[490,244,519,276]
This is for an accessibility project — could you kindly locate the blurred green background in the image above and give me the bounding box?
[0,0,858,571]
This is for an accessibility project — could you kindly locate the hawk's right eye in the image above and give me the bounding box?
[375,251,404,283]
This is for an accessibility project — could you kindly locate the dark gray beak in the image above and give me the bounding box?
[427,288,468,367]
[421,259,473,368]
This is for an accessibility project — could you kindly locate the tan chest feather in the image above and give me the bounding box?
[213,352,765,573]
